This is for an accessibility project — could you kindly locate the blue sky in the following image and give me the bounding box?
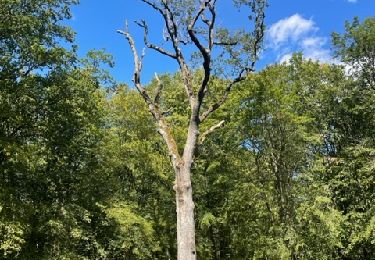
[67,0,375,84]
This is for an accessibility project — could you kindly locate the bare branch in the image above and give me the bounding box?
[199,2,266,122]
[135,20,177,59]
[141,1,178,44]
[199,72,247,122]
[117,22,160,119]
[213,41,238,46]
[207,1,217,51]
[179,39,191,45]
[118,21,181,165]
[117,21,143,86]
[160,0,178,39]
[141,0,194,101]
[199,120,225,144]
[189,0,210,32]
[249,1,266,71]
[187,1,215,109]
[141,0,164,14]
[201,13,210,26]
[187,0,210,57]
[154,73,164,104]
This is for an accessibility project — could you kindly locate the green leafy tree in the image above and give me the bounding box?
[0,0,147,258]
[332,17,375,89]
[182,56,347,259]
[1,0,78,257]
[326,17,375,259]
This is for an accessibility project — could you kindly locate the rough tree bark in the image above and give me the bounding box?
[118,1,266,259]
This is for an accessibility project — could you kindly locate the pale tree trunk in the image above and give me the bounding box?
[175,166,196,259]
[118,1,266,259]
[174,115,199,259]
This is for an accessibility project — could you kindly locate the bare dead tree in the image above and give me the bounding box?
[118,1,266,259]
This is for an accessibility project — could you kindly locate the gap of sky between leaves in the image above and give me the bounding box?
[68,0,374,85]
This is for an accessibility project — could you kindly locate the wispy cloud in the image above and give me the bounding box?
[268,14,316,47]
[267,14,334,64]
[302,37,332,62]
[347,0,358,3]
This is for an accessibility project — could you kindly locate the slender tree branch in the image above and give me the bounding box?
[199,120,225,144]
[160,0,178,38]
[187,0,214,109]
[141,0,164,14]
[213,41,238,46]
[187,0,210,57]
[135,20,177,59]
[117,22,145,94]
[141,0,194,101]
[117,22,181,164]
[250,1,266,70]
[154,73,164,104]
[207,1,217,51]
[140,1,178,44]
[179,39,191,45]
[199,2,266,122]
[199,72,247,122]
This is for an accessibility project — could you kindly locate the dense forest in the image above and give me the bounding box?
[0,0,374,259]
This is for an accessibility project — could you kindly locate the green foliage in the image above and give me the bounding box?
[1,1,373,259]
[212,58,345,259]
[327,17,375,259]
[106,85,178,258]
[0,0,153,258]
[101,202,160,259]
[332,17,375,88]
[0,221,27,258]
[0,0,78,78]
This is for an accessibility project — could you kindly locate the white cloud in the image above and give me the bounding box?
[304,48,332,63]
[268,14,316,46]
[301,36,332,62]
[279,53,293,64]
[302,37,326,48]
[347,0,357,3]
[267,14,335,64]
